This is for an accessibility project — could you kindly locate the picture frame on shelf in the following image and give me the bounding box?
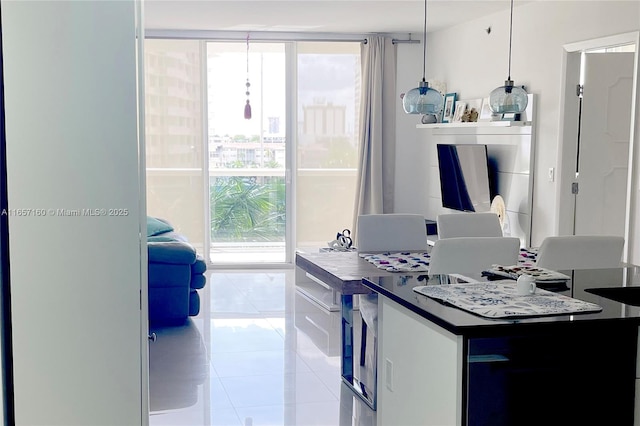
[479,97,492,122]
[442,93,457,123]
[452,101,466,123]
[502,112,521,121]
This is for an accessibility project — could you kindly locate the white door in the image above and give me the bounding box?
[574,52,635,237]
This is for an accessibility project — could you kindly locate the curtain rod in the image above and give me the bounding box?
[392,39,420,44]
[145,30,417,45]
[145,37,368,43]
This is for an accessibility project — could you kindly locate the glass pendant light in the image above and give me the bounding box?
[489,0,528,114]
[402,0,443,117]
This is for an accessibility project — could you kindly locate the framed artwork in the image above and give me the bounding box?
[452,101,467,123]
[479,97,493,121]
[442,93,457,123]
[502,112,521,121]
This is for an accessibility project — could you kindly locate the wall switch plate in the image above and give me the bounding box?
[548,167,555,182]
[385,358,394,391]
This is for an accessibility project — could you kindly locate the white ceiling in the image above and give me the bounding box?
[144,0,525,35]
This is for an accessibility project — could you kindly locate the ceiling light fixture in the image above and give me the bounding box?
[489,0,528,114]
[402,0,443,119]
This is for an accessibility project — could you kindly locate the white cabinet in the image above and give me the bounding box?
[295,265,342,311]
[419,96,536,247]
[377,297,463,426]
[374,287,637,426]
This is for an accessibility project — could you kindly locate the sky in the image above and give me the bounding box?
[206,43,359,139]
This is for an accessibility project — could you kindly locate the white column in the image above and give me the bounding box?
[1,1,144,423]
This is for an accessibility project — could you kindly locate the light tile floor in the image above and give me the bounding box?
[149,269,376,426]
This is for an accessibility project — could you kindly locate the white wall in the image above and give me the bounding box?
[395,1,640,246]
[394,41,431,214]
[2,1,144,424]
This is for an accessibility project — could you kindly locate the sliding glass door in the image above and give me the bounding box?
[144,39,206,253]
[207,42,287,264]
[145,37,361,266]
[295,42,361,250]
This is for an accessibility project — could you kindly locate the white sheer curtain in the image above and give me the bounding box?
[353,36,397,234]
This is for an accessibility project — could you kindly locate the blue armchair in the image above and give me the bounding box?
[147,217,207,325]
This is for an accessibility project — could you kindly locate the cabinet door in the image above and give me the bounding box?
[467,327,637,426]
[377,297,462,426]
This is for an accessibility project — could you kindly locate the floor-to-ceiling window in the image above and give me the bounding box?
[144,39,206,253]
[207,42,287,264]
[145,36,361,266]
[295,42,360,250]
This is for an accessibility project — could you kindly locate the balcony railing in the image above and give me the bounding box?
[146,167,357,262]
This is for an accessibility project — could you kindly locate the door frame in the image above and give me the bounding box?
[0,2,14,422]
[557,31,640,262]
[135,0,150,422]
[285,42,296,265]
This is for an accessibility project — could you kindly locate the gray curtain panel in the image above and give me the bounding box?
[353,36,397,236]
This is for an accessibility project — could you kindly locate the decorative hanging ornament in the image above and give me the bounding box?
[244,34,252,120]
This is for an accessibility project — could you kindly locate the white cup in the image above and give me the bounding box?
[516,274,536,296]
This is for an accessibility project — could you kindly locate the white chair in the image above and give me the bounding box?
[356,213,428,368]
[535,235,624,270]
[428,236,520,275]
[436,212,503,239]
[356,214,429,253]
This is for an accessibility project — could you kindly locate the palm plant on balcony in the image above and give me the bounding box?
[210,176,284,242]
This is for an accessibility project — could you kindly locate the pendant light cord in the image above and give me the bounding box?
[422,0,427,81]
[507,0,514,80]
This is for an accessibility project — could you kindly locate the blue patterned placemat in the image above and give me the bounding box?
[483,264,570,282]
[413,281,602,318]
[360,247,538,273]
[518,247,538,267]
[359,252,431,272]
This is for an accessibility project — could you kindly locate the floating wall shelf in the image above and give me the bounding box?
[417,121,532,129]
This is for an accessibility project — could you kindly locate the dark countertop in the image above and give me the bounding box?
[362,267,640,338]
[295,251,391,295]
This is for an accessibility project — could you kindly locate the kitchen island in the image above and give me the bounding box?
[363,268,640,426]
[295,250,640,424]
[295,250,392,409]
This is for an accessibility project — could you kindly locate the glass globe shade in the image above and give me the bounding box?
[403,82,443,115]
[489,81,528,114]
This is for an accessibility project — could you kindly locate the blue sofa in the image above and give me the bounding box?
[147,217,207,325]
